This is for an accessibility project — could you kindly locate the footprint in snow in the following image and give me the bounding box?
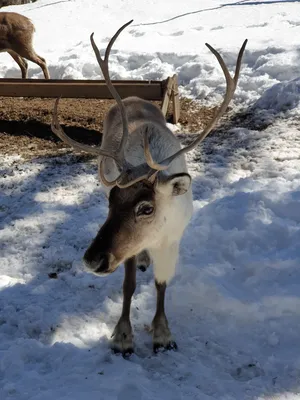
[231,363,264,382]
[129,29,145,37]
[287,20,300,26]
[169,31,184,36]
[246,23,267,28]
[211,26,224,31]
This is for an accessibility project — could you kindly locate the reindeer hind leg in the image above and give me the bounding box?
[7,50,28,78]
[16,46,50,79]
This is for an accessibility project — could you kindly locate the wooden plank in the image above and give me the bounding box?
[171,74,180,124]
[0,78,158,83]
[0,78,164,100]
[161,76,173,117]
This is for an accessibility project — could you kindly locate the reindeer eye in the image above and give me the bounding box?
[143,206,154,215]
[136,203,154,217]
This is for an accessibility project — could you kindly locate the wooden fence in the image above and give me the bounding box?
[0,74,180,123]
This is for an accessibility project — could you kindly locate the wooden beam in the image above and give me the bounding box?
[0,78,164,100]
[161,76,174,117]
[0,76,181,123]
[171,74,180,124]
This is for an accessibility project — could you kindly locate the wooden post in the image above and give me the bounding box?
[161,76,174,118]
[171,74,180,124]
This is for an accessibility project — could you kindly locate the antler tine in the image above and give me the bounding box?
[51,98,116,157]
[143,39,247,170]
[233,39,248,84]
[104,20,133,63]
[90,20,133,160]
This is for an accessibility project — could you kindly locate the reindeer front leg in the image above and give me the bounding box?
[152,280,177,352]
[150,243,179,352]
[111,256,136,356]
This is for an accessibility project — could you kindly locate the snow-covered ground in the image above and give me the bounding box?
[1,0,300,107]
[1,0,300,399]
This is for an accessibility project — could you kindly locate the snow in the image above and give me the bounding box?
[1,0,300,106]
[253,77,300,114]
[1,0,300,399]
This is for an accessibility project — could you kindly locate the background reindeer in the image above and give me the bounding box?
[0,11,50,79]
[0,1,34,7]
[51,21,247,355]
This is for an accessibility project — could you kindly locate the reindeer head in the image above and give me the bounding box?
[51,21,247,275]
[83,173,191,275]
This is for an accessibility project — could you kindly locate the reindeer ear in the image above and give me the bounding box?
[157,173,191,196]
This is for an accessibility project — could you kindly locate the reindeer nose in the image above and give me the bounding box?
[95,254,109,273]
[83,250,109,274]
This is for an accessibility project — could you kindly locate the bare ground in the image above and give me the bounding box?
[0,96,218,160]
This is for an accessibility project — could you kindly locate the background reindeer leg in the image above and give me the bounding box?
[136,249,151,272]
[111,256,136,355]
[7,50,28,78]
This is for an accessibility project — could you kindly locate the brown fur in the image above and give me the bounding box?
[108,180,155,209]
[84,180,156,270]
[0,1,32,6]
[0,12,50,79]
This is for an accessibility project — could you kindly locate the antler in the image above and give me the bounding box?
[51,97,119,159]
[51,21,135,186]
[51,23,247,189]
[143,39,248,170]
[90,20,172,188]
[90,20,133,164]
[116,39,247,188]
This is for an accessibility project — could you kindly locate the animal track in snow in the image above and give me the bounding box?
[169,30,184,36]
[287,20,300,26]
[211,26,224,31]
[231,363,264,382]
[193,26,204,31]
[246,23,267,28]
[129,29,145,37]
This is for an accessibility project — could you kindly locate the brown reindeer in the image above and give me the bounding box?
[0,11,50,79]
[51,21,247,355]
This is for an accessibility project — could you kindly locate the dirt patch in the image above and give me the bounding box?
[0,96,215,131]
[0,96,220,159]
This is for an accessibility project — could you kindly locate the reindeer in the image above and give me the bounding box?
[0,12,50,79]
[51,20,247,355]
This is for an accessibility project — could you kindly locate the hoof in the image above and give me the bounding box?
[111,319,134,357]
[112,345,134,358]
[136,250,151,272]
[153,340,178,353]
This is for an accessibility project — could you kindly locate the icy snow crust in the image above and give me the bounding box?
[1,1,300,399]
